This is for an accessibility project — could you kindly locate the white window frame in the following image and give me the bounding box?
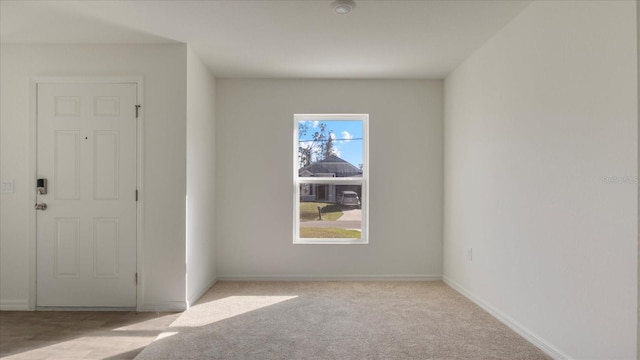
[293,114,369,245]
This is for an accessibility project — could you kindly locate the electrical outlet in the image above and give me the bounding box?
[467,248,473,262]
[0,180,14,193]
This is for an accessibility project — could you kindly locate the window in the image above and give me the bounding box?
[293,114,369,244]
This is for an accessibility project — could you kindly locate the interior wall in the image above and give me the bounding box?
[0,44,188,311]
[443,1,637,359]
[186,46,217,306]
[215,79,443,279]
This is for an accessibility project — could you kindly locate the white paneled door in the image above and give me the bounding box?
[36,83,137,308]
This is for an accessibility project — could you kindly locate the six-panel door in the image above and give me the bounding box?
[36,83,137,308]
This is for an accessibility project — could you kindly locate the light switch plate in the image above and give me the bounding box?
[1,180,14,193]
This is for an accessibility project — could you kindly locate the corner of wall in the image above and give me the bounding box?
[187,278,217,308]
[186,46,217,307]
[636,1,640,358]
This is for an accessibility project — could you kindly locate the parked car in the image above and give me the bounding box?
[337,191,361,208]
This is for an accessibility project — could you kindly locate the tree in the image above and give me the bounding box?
[324,131,335,159]
[298,122,312,167]
[298,122,334,168]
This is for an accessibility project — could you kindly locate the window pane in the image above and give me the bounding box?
[299,184,363,239]
[297,120,363,177]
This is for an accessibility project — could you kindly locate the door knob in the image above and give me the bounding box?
[35,203,47,211]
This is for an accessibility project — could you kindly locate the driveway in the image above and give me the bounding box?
[337,209,361,221]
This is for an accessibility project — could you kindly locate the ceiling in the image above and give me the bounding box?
[0,0,531,79]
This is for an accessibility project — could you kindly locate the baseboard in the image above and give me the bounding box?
[137,301,187,313]
[36,306,136,311]
[187,277,217,308]
[0,299,30,311]
[442,276,570,360]
[216,274,442,281]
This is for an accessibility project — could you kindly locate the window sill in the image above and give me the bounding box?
[293,239,368,245]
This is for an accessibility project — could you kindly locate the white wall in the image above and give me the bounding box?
[637,2,640,356]
[0,44,188,311]
[215,79,443,279]
[444,1,637,359]
[186,46,217,306]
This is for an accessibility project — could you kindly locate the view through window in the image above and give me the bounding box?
[294,114,368,244]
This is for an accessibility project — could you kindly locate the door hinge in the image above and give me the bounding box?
[135,105,141,118]
[135,190,138,201]
[135,272,138,285]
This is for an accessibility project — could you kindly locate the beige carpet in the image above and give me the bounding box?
[135,281,551,360]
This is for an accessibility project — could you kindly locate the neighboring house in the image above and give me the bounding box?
[299,155,362,202]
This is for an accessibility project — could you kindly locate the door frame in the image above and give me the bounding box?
[28,76,145,310]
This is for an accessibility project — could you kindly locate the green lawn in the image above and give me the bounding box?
[299,202,343,221]
[300,227,361,239]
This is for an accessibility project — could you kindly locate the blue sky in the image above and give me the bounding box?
[298,120,363,168]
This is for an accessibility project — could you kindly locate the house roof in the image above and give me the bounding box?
[299,155,362,178]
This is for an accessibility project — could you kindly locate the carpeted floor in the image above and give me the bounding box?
[135,281,551,360]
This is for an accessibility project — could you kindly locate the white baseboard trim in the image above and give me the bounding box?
[216,274,442,281]
[0,299,30,311]
[442,276,570,360]
[187,277,217,308]
[36,306,136,311]
[137,301,187,313]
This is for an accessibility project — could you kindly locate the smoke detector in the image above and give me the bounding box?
[331,0,356,15]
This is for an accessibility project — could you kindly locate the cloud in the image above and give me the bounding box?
[329,132,336,140]
[312,120,319,128]
[340,131,352,143]
[333,146,341,157]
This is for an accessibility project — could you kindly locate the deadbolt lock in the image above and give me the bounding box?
[37,178,48,195]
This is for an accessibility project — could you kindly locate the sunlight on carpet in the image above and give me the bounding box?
[171,295,299,328]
